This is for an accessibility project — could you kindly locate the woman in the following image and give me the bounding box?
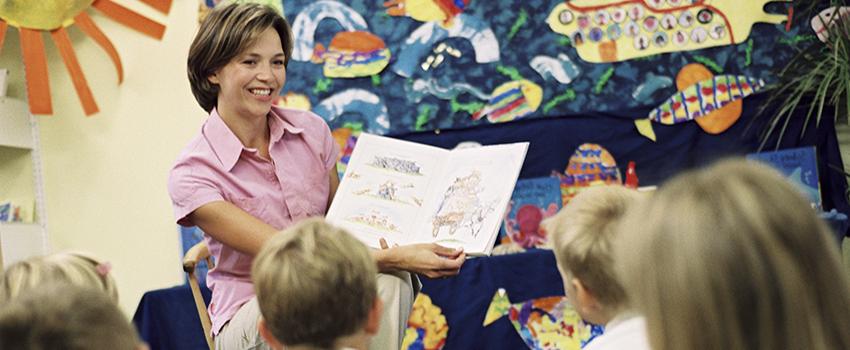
[169,4,465,349]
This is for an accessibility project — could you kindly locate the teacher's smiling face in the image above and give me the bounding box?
[208,27,287,120]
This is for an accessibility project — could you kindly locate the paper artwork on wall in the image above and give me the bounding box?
[483,288,603,350]
[811,6,850,43]
[547,0,790,63]
[635,63,764,141]
[280,0,793,134]
[0,0,172,115]
[555,144,621,206]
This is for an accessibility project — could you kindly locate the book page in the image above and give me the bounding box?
[326,134,448,249]
[411,142,528,255]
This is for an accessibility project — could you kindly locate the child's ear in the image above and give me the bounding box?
[365,297,384,335]
[258,318,285,349]
[572,278,599,314]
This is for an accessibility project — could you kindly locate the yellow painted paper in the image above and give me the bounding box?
[547,0,790,63]
[0,0,93,30]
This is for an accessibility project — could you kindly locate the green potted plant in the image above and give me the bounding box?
[757,0,850,150]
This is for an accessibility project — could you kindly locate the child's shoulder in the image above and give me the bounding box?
[584,316,650,350]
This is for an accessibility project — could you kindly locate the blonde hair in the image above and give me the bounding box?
[187,2,293,112]
[616,158,850,350]
[0,252,118,303]
[543,185,642,310]
[252,218,377,348]
[0,283,140,350]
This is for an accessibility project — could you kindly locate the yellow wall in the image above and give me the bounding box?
[0,1,207,314]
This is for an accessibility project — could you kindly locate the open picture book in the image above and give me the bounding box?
[326,133,529,256]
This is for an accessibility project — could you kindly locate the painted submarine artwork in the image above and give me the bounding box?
[547,0,790,63]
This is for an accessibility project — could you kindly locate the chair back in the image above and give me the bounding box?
[183,242,214,350]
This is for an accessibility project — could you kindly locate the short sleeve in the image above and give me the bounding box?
[320,121,339,172]
[167,162,224,227]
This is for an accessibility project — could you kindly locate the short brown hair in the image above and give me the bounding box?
[0,283,141,350]
[252,218,377,348]
[543,185,642,309]
[187,2,293,112]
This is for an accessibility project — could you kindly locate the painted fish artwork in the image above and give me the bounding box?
[556,144,621,206]
[635,63,765,141]
[811,6,850,43]
[547,0,791,63]
[472,80,544,123]
[385,0,471,27]
[402,293,449,350]
[280,0,796,134]
[331,127,360,178]
[311,30,391,78]
[483,289,603,350]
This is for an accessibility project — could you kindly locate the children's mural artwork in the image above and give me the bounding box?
[555,144,622,206]
[483,289,604,350]
[546,0,790,63]
[279,0,796,137]
[402,293,449,350]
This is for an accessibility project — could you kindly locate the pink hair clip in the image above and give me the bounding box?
[95,262,112,277]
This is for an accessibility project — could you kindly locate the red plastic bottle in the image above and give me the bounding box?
[625,161,639,189]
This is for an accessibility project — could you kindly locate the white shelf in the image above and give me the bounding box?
[0,223,46,266]
[0,96,47,268]
[0,97,34,150]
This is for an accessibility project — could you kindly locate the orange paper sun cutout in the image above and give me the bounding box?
[0,0,172,116]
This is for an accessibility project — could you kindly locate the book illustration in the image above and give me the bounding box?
[500,177,562,249]
[483,289,603,350]
[368,155,425,176]
[746,146,821,209]
[346,210,401,233]
[352,180,423,206]
[346,170,362,180]
[326,133,528,256]
[431,170,497,239]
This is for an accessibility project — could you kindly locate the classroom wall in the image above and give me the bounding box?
[0,1,205,314]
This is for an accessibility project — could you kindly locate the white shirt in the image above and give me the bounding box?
[583,314,651,350]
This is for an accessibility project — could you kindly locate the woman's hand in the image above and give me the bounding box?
[373,240,466,278]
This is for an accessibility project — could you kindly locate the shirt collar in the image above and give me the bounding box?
[204,107,305,171]
[268,106,304,142]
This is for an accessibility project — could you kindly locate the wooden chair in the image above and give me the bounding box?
[183,242,215,350]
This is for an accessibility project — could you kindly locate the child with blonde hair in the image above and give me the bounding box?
[542,185,649,350]
[252,218,382,350]
[1,251,117,302]
[0,283,145,350]
[615,159,850,350]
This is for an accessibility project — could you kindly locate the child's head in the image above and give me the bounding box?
[543,185,642,325]
[252,218,381,349]
[0,283,144,350]
[1,251,117,303]
[187,2,293,112]
[615,159,850,350]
